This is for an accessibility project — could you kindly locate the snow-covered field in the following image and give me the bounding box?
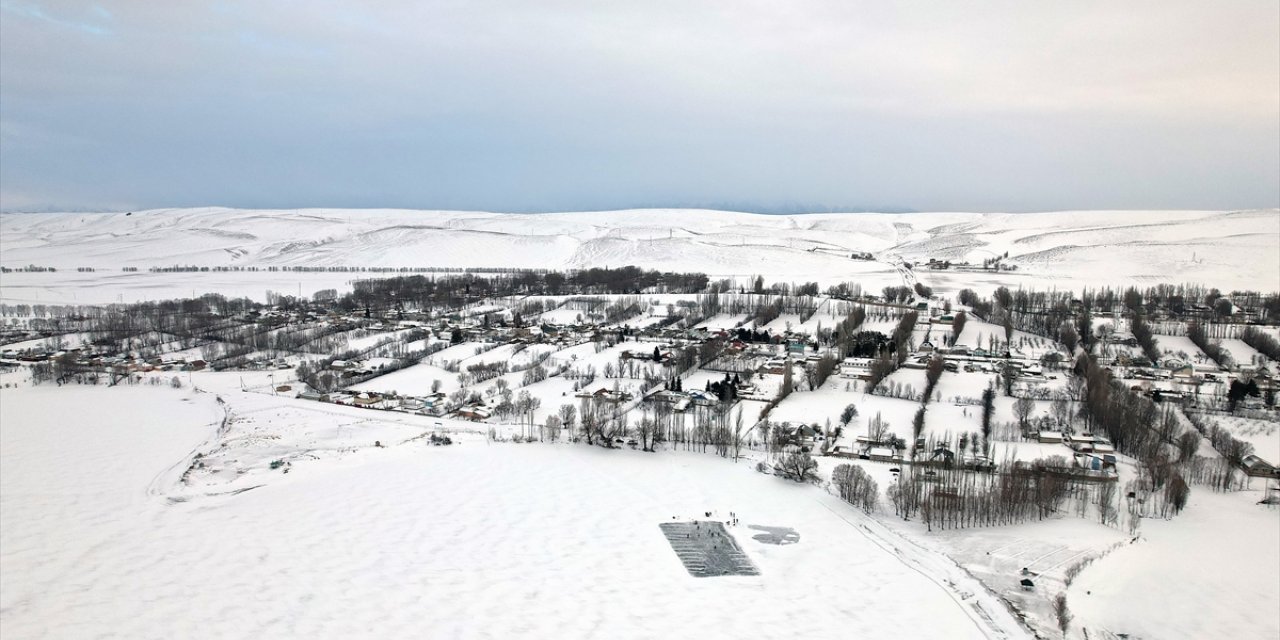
[2,207,1278,639]
[3,208,1277,304]
[349,362,458,396]
[0,383,1024,639]
[1069,488,1279,640]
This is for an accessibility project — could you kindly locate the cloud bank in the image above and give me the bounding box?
[2,1,1277,212]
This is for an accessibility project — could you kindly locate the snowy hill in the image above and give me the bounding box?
[2,208,1277,295]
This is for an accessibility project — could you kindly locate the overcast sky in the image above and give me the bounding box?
[1,1,1277,213]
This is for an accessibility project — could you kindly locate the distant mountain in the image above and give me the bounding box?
[617,202,919,215]
[2,207,1276,292]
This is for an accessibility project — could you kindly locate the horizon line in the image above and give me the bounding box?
[4,204,1278,216]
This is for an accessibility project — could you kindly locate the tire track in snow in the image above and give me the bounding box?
[812,496,1033,640]
[1022,545,1070,567]
[1038,548,1092,574]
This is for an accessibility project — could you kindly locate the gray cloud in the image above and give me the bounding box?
[2,0,1277,212]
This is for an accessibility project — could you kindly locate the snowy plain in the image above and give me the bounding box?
[0,384,1022,640]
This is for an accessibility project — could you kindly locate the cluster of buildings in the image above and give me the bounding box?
[298,388,451,417]
[0,343,212,376]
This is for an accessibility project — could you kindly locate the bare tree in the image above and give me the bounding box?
[544,414,562,442]
[731,409,745,461]
[1156,407,1180,444]
[448,387,468,409]
[923,355,945,403]
[635,417,658,452]
[1066,376,1085,403]
[1053,594,1072,638]
[1095,322,1112,355]
[887,469,924,521]
[1098,481,1118,526]
[832,463,879,513]
[1051,397,1071,427]
[774,449,819,483]
[867,411,890,441]
[525,394,542,439]
[840,403,859,430]
[578,398,599,445]
[1059,322,1079,353]
[595,409,628,447]
[951,310,967,342]
[1014,396,1036,430]
[980,385,995,448]
[558,403,577,437]
[1220,435,1254,468]
[779,357,794,398]
[1176,430,1200,462]
[514,390,533,439]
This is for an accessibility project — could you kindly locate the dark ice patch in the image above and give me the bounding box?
[748,524,800,545]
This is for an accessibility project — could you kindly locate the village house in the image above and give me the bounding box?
[1068,433,1115,454]
[1242,454,1279,478]
[1036,430,1065,444]
[352,392,382,407]
[1077,452,1118,471]
[651,389,684,404]
[839,357,876,380]
[455,404,492,421]
[867,447,902,463]
[902,356,930,370]
[594,387,630,403]
[779,423,821,447]
[398,397,426,411]
[686,390,718,406]
[327,392,356,406]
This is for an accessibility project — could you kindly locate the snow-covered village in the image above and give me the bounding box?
[2,208,1278,639]
[2,3,1278,640]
